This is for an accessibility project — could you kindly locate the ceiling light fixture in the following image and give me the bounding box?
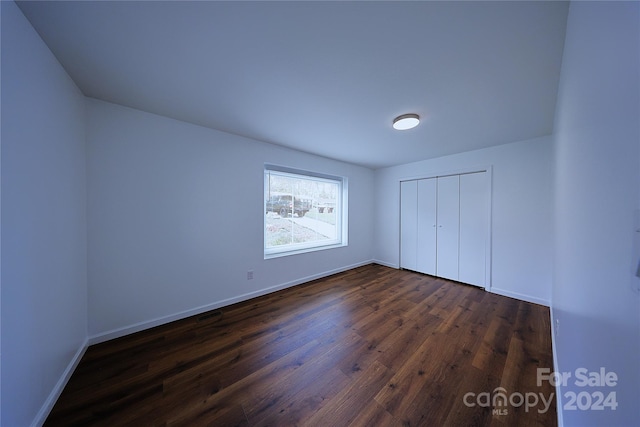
[392,113,420,130]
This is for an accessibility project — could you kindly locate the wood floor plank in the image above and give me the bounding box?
[164,338,324,426]
[304,360,393,427]
[45,264,556,427]
[443,365,496,427]
[348,400,399,427]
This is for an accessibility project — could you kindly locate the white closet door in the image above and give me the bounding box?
[459,172,488,287]
[400,180,418,271]
[416,178,437,275]
[436,175,460,281]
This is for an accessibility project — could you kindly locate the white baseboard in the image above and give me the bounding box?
[89,259,375,345]
[372,259,399,269]
[32,338,89,427]
[34,260,375,425]
[33,262,557,426]
[549,306,564,427]
[488,287,550,307]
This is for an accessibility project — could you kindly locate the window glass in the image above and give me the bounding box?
[265,166,347,257]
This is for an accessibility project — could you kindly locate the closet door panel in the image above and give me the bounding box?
[400,180,418,271]
[416,178,437,275]
[436,175,459,281]
[459,172,488,287]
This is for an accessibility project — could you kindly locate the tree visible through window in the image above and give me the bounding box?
[264,166,346,257]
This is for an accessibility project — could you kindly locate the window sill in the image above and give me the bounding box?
[264,242,347,259]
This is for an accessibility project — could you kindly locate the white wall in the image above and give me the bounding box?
[1,2,88,426]
[9,3,639,427]
[86,99,375,338]
[553,2,640,426]
[374,136,554,305]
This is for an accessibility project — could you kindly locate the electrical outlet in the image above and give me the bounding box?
[247,270,254,280]
[555,318,560,336]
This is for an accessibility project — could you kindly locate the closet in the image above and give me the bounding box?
[400,171,489,288]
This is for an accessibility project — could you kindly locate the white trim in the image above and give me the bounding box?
[398,164,493,184]
[31,262,554,426]
[89,260,374,345]
[549,306,564,427]
[264,166,347,258]
[485,166,494,292]
[31,338,89,427]
[488,287,550,307]
[373,259,398,269]
[264,241,346,259]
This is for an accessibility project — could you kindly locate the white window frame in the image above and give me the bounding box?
[264,165,348,258]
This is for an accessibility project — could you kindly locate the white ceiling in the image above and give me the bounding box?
[17,1,569,169]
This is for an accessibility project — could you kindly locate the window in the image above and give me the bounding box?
[264,165,347,257]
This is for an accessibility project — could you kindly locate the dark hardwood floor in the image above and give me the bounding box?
[45,264,556,426]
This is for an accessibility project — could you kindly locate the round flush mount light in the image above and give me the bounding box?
[393,113,420,130]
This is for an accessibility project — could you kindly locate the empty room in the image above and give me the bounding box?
[2,1,638,426]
